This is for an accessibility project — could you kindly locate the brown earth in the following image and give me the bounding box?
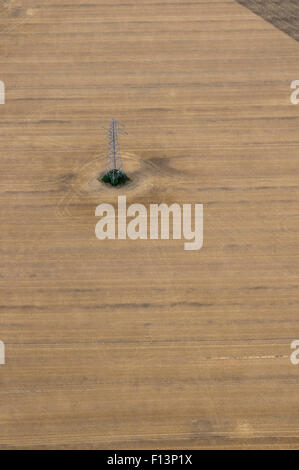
[236,0,299,42]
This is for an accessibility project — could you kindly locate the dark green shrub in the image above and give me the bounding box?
[99,169,130,187]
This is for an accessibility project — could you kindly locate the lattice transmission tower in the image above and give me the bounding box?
[101,118,129,186]
[104,118,127,171]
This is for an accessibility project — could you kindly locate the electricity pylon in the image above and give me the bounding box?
[104,118,127,173]
[100,118,129,186]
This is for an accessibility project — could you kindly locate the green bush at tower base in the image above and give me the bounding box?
[100,169,130,187]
